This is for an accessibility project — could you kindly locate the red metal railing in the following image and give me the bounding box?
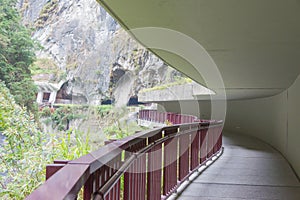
[139,110,199,124]
[27,121,223,200]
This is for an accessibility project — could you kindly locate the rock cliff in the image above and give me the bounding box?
[18,0,181,105]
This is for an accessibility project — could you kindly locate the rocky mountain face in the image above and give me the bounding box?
[18,0,180,105]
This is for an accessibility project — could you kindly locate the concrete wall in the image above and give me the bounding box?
[140,84,195,102]
[225,75,300,177]
[286,75,300,177]
[139,83,213,102]
[153,76,300,176]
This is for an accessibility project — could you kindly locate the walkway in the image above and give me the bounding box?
[176,132,300,200]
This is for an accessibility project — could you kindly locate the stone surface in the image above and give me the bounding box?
[18,0,181,105]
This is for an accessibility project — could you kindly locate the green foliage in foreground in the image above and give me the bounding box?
[0,82,90,199]
[0,82,144,199]
[0,82,45,198]
[0,0,39,113]
[48,106,86,131]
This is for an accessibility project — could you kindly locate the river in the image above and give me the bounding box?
[0,132,5,177]
[0,132,4,146]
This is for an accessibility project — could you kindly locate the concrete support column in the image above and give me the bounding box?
[36,92,43,104]
[49,91,57,106]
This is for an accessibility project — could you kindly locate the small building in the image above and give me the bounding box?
[35,81,88,107]
[35,81,62,107]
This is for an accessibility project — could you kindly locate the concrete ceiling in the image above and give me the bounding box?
[97,0,300,99]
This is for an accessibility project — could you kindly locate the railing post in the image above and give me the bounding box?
[179,125,190,181]
[163,127,178,196]
[46,164,65,180]
[207,127,214,158]
[46,160,68,180]
[200,128,208,164]
[84,175,93,200]
[218,126,223,151]
[104,155,122,200]
[212,126,217,154]
[147,132,163,200]
[124,139,147,200]
[150,110,154,122]
[190,124,200,170]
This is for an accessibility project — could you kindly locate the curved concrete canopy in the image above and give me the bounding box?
[97,0,300,99]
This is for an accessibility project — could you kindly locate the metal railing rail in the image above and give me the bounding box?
[27,121,223,200]
[139,110,199,124]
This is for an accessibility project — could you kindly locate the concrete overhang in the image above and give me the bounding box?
[139,82,214,102]
[97,0,300,100]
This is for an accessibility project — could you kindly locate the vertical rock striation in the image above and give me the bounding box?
[19,0,180,105]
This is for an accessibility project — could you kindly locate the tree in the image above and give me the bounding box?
[0,0,38,113]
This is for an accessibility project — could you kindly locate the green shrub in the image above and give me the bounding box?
[103,124,124,139]
[39,107,52,117]
[50,130,90,161]
[97,105,113,116]
[48,106,86,131]
[0,82,47,198]
[0,82,91,199]
[139,77,193,93]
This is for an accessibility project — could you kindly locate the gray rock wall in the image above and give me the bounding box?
[19,0,180,105]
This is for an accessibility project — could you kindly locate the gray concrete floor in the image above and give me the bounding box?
[177,132,300,200]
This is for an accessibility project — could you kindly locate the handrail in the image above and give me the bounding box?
[94,122,222,199]
[27,121,223,200]
[139,109,199,124]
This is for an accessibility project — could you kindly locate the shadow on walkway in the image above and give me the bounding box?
[177,132,300,200]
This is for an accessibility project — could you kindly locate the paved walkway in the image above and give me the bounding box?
[177,132,300,200]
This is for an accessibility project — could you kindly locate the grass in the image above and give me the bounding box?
[30,58,68,82]
[30,58,58,75]
[34,0,59,29]
[139,77,193,93]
